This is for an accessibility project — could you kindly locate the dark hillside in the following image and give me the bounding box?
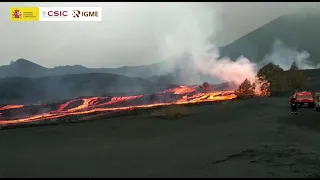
[0,73,174,105]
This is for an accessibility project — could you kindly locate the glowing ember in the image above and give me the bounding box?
[0,84,269,126]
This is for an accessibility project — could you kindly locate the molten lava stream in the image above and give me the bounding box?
[0,105,24,111]
[0,88,238,126]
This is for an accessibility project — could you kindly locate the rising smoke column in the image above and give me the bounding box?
[159,3,262,89]
[261,38,316,70]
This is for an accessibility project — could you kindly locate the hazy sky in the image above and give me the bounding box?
[1,2,318,68]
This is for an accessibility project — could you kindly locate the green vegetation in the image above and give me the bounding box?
[237,62,306,97]
[259,62,305,95]
[235,79,255,99]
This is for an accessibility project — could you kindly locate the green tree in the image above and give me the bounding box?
[257,63,286,95]
[257,62,306,95]
[257,63,284,81]
[257,75,270,96]
[235,78,255,98]
[289,61,299,71]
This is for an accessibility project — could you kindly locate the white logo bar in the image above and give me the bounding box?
[39,7,102,21]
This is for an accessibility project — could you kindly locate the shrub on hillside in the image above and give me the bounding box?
[257,62,306,95]
[257,63,287,94]
[235,78,255,99]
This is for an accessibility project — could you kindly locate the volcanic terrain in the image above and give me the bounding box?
[0,96,320,178]
[1,8,320,178]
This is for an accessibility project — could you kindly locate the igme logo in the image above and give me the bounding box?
[72,10,99,18]
[72,10,80,18]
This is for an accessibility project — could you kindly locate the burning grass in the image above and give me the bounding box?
[150,105,192,120]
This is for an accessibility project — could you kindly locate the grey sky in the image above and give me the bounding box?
[1,2,319,68]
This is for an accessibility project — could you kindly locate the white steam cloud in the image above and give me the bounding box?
[159,3,221,60]
[161,6,318,87]
[159,3,260,86]
[194,54,258,86]
[261,38,317,70]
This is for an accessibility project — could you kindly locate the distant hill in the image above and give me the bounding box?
[0,58,175,79]
[219,9,320,66]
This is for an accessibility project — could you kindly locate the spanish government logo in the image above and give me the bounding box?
[12,9,22,19]
[10,7,39,22]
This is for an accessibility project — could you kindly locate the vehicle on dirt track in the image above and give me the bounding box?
[315,93,320,111]
[290,91,315,108]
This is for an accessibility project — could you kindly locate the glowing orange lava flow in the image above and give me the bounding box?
[0,86,242,126]
[0,105,24,111]
[162,85,196,94]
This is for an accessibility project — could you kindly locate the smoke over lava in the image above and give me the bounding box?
[154,3,269,95]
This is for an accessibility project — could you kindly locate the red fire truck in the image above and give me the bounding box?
[290,90,315,108]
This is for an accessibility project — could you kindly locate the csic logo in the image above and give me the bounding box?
[12,9,22,19]
[38,7,101,21]
[42,10,68,17]
[72,10,99,18]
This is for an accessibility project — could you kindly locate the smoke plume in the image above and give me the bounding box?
[158,3,260,87]
[261,38,317,70]
[160,7,319,88]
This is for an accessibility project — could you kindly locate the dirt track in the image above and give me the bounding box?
[0,97,320,178]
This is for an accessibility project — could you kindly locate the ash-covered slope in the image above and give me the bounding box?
[0,73,175,105]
